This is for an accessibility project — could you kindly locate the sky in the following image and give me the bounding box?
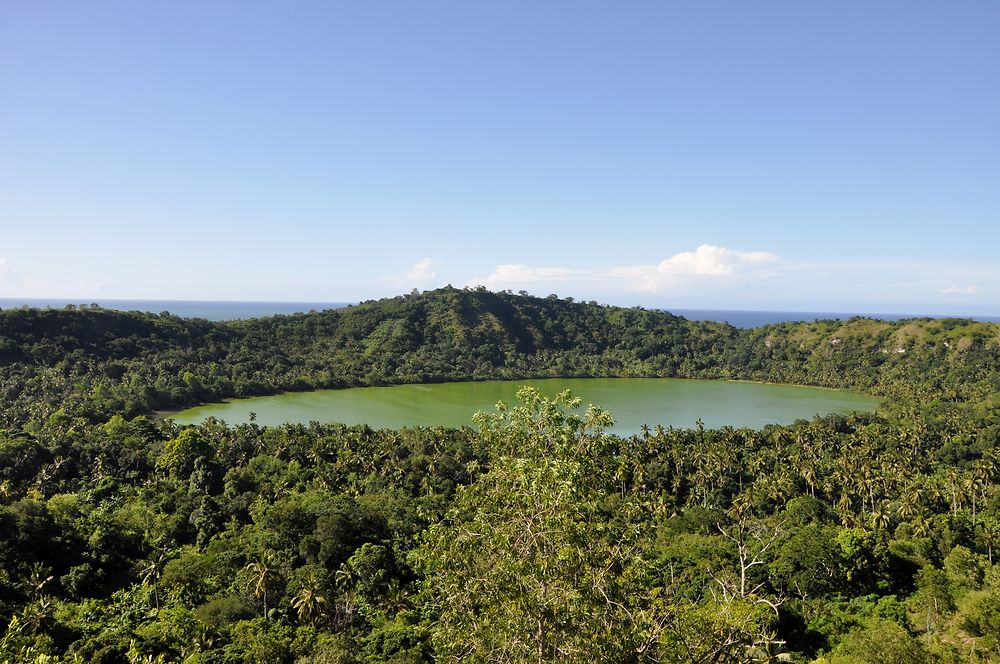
[1,1,998,314]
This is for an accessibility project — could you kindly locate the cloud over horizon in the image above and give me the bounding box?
[605,245,780,292]
[469,244,782,294]
[386,258,443,289]
[465,245,998,312]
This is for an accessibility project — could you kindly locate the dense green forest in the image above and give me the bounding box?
[0,287,998,662]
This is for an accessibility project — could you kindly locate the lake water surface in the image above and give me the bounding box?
[170,378,880,435]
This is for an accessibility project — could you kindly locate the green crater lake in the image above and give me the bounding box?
[170,378,880,435]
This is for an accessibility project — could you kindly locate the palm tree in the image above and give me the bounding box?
[334,566,355,590]
[836,494,855,526]
[912,511,932,538]
[896,494,919,521]
[801,465,818,498]
[27,563,53,601]
[140,552,170,610]
[964,474,983,525]
[978,517,1000,564]
[871,506,892,531]
[333,566,357,627]
[23,597,53,635]
[292,576,328,625]
[926,477,946,510]
[244,555,276,617]
[944,469,963,515]
[383,578,410,613]
[306,443,327,467]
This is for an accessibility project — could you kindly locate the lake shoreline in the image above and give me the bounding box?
[158,376,881,422]
[166,377,881,434]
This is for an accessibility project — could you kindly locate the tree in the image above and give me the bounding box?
[139,551,171,610]
[414,388,656,662]
[769,524,840,599]
[827,617,930,664]
[244,553,278,618]
[910,566,954,634]
[715,513,784,604]
[292,576,328,625]
[943,544,983,591]
[966,591,1000,654]
[658,597,781,664]
[157,429,213,479]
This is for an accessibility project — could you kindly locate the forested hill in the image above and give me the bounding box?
[2,290,1000,662]
[1,287,997,426]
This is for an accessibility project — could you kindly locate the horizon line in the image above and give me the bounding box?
[0,293,997,321]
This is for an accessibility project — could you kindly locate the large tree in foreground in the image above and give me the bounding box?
[414,388,658,662]
[414,388,785,662]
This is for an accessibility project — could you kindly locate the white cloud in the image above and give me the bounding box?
[940,284,979,295]
[654,244,777,277]
[386,258,443,289]
[423,245,999,312]
[405,258,440,284]
[469,264,591,289]
[469,244,781,294]
[605,244,780,292]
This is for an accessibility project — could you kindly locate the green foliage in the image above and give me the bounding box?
[836,528,895,594]
[157,429,213,478]
[826,617,931,663]
[0,289,997,660]
[415,389,653,661]
[965,590,1000,653]
[943,544,983,591]
[7,287,993,430]
[769,524,841,598]
[911,566,955,634]
[657,597,780,662]
[471,386,615,462]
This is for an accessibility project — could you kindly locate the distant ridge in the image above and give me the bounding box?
[0,286,997,426]
[1,296,996,327]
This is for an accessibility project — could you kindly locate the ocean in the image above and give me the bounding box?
[1,298,996,328]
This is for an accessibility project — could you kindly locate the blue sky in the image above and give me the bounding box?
[1,1,998,314]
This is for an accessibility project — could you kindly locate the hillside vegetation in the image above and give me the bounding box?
[1,287,996,427]
[0,288,998,663]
